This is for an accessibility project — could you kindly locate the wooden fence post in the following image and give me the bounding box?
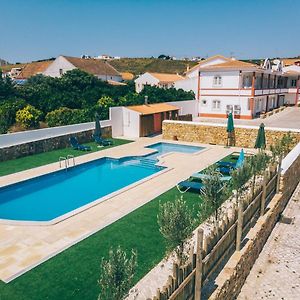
[236,199,244,251]
[194,228,203,300]
[260,171,267,216]
[276,156,282,194]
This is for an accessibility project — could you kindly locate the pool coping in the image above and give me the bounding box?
[0,141,207,226]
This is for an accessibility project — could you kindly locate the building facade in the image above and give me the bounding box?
[135,72,184,93]
[174,55,300,119]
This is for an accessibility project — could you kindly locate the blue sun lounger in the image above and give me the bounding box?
[191,173,231,181]
[93,134,113,146]
[177,180,204,192]
[217,149,245,174]
[70,137,91,151]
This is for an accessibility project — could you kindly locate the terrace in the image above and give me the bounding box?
[0,134,243,299]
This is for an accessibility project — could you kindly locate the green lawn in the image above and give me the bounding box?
[0,138,132,177]
[0,188,201,300]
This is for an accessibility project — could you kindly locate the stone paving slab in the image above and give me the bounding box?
[238,183,300,300]
[0,137,240,283]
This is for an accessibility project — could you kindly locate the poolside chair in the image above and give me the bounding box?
[92,134,113,146]
[177,180,204,193]
[70,137,91,151]
[217,149,245,174]
[191,172,232,182]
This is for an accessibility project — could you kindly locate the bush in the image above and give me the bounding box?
[15,105,42,129]
[98,246,137,300]
[0,99,26,133]
[45,107,91,127]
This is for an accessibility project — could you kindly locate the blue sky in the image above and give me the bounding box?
[1,0,300,62]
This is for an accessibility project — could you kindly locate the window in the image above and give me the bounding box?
[59,68,63,76]
[212,100,221,110]
[291,79,297,87]
[201,99,207,106]
[213,75,222,87]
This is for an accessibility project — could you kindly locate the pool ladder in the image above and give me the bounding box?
[59,155,75,170]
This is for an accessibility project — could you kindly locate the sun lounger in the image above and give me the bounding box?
[191,173,231,181]
[177,180,204,192]
[70,137,91,151]
[93,134,113,146]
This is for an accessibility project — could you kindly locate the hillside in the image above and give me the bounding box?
[109,58,198,76]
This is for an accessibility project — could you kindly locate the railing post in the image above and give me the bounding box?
[276,156,282,194]
[236,198,244,251]
[194,228,203,300]
[260,171,267,216]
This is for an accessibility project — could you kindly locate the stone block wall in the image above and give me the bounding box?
[162,121,300,149]
[0,126,112,162]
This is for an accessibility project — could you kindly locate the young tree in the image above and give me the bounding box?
[281,132,294,156]
[98,246,137,300]
[249,152,269,197]
[157,196,196,265]
[230,162,252,203]
[200,166,229,226]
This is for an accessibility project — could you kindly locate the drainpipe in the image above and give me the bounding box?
[197,71,201,116]
[296,76,300,106]
[250,72,255,118]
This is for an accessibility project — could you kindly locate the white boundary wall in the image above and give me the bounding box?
[281,141,300,174]
[166,100,198,116]
[0,120,111,148]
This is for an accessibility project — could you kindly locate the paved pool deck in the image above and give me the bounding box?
[0,136,242,283]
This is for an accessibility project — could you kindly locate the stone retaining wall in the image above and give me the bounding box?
[162,120,300,149]
[0,126,111,162]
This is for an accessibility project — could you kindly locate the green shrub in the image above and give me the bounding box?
[15,104,42,129]
[45,107,90,127]
[0,99,26,133]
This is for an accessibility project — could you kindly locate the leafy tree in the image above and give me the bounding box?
[200,166,229,226]
[0,71,16,102]
[0,99,26,133]
[15,104,42,129]
[98,246,137,300]
[230,162,252,203]
[157,196,196,265]
[281,132,294,156]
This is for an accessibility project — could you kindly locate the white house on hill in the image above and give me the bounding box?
[43,55,122,82]
[135,72,184,93]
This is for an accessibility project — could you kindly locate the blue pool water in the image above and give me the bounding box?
[0,142,203,222]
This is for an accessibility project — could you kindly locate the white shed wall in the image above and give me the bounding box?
[122,108,140,138]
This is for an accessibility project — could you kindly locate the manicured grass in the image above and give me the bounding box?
[0,138,132,177]
[0,188,202,300]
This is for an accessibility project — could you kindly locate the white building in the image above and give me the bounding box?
[43,55,123,82]
[135,72,184,93]
[173,55,300,119]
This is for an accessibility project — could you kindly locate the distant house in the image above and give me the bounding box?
[110,102,179,138]
[15,61,53,80]
[282,58,300,67]
[135,72,184,93]
[43,55,123,82]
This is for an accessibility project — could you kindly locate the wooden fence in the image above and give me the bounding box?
[152,166,279,300]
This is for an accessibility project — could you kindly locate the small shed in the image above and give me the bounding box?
[110,103,179,138]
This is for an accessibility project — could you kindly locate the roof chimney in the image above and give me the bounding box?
[144,95,148,105]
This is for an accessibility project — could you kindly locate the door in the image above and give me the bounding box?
[153,113,162,133]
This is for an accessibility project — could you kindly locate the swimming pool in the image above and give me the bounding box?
[0,142,203,222]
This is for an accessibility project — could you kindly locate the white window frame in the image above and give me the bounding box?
[212,99,221,110]
[213,75,222,87]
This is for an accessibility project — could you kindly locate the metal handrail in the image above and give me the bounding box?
[59,156,68,170]
[67,155,75,167]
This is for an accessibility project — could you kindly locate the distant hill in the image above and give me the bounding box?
[0,62,26,71]
[109,58,198,76]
